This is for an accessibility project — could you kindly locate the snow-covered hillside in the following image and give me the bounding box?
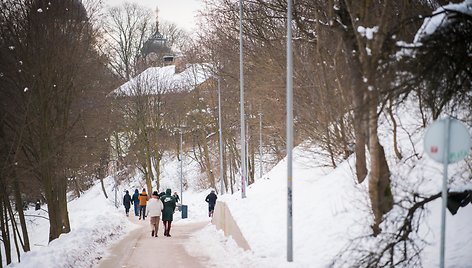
[4,101,471,268]
[206,99,472,267]
[6,177,135,268]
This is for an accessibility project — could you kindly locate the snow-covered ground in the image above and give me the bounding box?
[6,177,136,268]
[4,102,472,268]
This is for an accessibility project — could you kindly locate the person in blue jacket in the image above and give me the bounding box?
[131,189,140,216]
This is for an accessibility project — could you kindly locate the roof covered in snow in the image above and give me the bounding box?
[109,64,213,97]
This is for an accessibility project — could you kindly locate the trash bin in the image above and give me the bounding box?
[181,205,188,219]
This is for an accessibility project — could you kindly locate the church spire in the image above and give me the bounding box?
[155,6,160,33]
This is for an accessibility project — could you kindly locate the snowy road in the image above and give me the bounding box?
[96,216,209,268]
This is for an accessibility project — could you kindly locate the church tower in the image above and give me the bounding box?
[141,7,173,66]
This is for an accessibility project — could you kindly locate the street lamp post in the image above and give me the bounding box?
[218,77,225,195]
[179,128,183,205]
[246,119,249,185]
[286,0,294,262]
[259,112,263,179]
[239,0,246,198]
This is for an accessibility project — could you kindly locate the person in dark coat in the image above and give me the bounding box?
[205,190,218,217]
[123,190,132,216]
[173,192,180,203]
[131,189,140,216]
[160,189,176,237]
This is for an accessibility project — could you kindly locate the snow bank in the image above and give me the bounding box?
[7,177,137,268]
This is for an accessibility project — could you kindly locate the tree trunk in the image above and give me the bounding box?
[201,133,215,189]
[387,100,402,160]
[100,175,108,199]
[155,157,161,191]
[368,99,393,236]
[248,147,255,185]
[44,176,62,242]
[223,141,229,192]
[13,177,30,252]
[72,176,81,198]
[326,127,337,168]
[335,0,368,183]
[155,151,161,191]
[7,202,21,263]
[229,153,234,194]
[145,136,154,194]
[59,176,70,234]
[0,198,11,264]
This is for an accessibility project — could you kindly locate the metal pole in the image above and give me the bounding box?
[440,117,450,268]
[180,129,183,204]
[218,77,225,195]
[239,0,246,199]
[246,119,249,185]
[114,163,118,208]
[286,0,294,262]
[259,113,263,179]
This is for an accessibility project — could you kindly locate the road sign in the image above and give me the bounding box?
[424,118,471,163]
[423,117,470,268]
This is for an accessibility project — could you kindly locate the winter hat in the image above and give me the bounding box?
[152,191,158,196]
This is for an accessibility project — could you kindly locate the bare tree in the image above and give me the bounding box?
[101,2,154,80]
[0,0,111,244]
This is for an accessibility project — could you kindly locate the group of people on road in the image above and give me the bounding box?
[123,188,177,237]
[123,187,218,237]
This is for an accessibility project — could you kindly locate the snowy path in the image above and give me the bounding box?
[96,216,209,268]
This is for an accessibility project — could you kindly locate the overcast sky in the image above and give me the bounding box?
[104,0,203,32]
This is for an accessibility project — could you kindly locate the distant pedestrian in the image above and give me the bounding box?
[160,189,176,237]
[132,189,140,216]
[173,192,180,203]
[205,190,218,217]
[138,188,149,220]
[146,191,164,237]
[123,190,132,216]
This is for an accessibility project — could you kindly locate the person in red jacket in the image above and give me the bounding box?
[138,189,149,220]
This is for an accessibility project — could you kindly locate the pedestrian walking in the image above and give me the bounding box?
[146,191,164,237]
[160,189,176,237]
[205,190,218,217]
[138,188,149,220]
[132,189,140,216]
[173,192,180,203]
[123,190,132,216]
